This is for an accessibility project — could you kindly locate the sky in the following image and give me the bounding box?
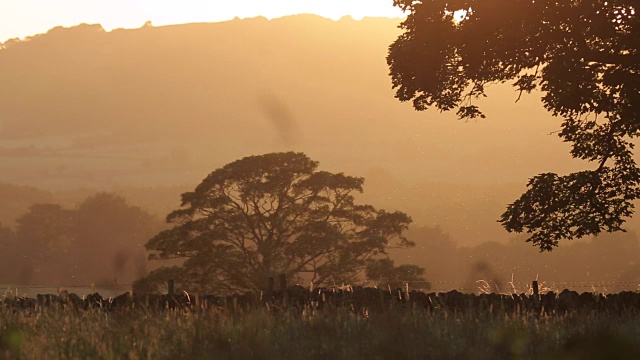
[0,0,405,43]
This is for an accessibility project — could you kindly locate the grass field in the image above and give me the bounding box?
[2,304,640,359]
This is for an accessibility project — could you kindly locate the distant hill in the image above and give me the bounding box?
[0,15,629,245]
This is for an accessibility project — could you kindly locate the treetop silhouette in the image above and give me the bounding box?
[388,0,640,250]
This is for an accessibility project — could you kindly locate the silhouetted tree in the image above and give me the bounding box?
[388,0,640,250]
[139,152,416,293]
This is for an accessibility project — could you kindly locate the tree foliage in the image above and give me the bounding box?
[388,0,640,250]
[140,152,416,293]
[3,193,160,285]
[16,204,76,256]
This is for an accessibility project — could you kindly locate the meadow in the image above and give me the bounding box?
[2,298,640,360]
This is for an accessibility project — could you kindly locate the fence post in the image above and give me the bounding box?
[532,280,539,297]
[168,279,175,296]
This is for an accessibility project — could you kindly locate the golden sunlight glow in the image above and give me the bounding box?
[0,0,406,42]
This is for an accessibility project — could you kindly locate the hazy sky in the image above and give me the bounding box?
[0,0,405,43]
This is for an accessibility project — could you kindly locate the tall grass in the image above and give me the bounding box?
[1,305,640,359]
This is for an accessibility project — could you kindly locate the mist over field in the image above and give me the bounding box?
[1,15,639,289]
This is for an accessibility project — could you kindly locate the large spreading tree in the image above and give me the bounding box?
[388,0,640,250]
[138,152,418,294]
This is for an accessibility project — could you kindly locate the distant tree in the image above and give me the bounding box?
[138,152,416,294]
[0,223,19,283]
[14,204,76,283]
[388,0,640,250]
[9,194,161,285]
[15,204,76,256]
[387,225,462,284]
[365,258,427,290]
[73,193,162,285]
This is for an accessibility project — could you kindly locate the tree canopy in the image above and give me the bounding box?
[388,0,640,250]
[2,193,160,285]
[138,152,418,294]
[365,258,427,290]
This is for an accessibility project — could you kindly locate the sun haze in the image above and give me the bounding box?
[0,0,405,42]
